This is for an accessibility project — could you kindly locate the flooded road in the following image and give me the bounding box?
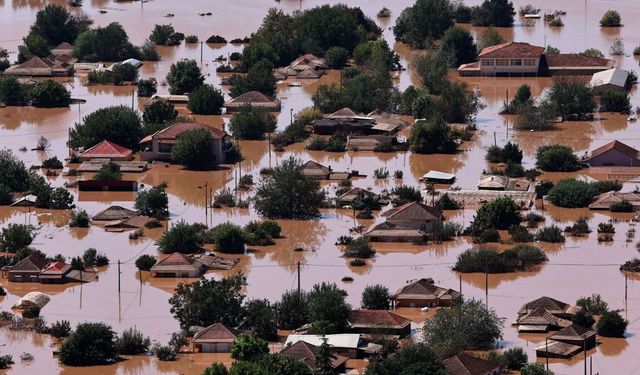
[2,0,640,374]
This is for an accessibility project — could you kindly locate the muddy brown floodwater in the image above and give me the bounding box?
[2,0,640,374]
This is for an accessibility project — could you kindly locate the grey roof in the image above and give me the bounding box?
[589,68,628,88]
[285,334,360,349]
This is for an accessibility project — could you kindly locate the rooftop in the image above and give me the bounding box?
[478,42,545,59]
[79,140,133,159]
[443,352,500,375]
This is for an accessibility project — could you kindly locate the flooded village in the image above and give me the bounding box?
[0,0,640,374]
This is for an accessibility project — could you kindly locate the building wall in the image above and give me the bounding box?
[479,57,540,75]
[587,149,640,167]
[8,271,40,282]
[592,83,625,95]
[141,138,225,164]
[387,218,441,232]
[393,297,454,308]
[196,342,232,353]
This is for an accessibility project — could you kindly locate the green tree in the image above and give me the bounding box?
[324,47,348,68]
[58,322,117,365]
[477,26,504,50]
[275,290,309,330]
[169,273,247,329]
[535,145,581,172]
[393,0,454,48]
[572,309,595,328]
[365,343,446,375]
[49,187,74,209]
[0,224,34,253]
[203,363,229,375]
[166,59,205,94]
[74,22,137,62]
[0,76,27,105]
[188,84,225,115]
[93,162,123,181]
[20,32,50,60]
[548,79,595,121]
[156,219,204,254]
[135,254,156,271]
[244,299,278,341]
[231,334,269,361]
[470,197,521,233]
[409,117,458,154]
[30,4,83,45]
[171,128,219,170]
[503,347,528,370]
[415,52,451,95]
[600,10,622,27]
[521,363,554,375]
[70,106,142,150]
[259,354,312,375]
[142,100,177,134]
[423,299,504,357]
[547,179,594,208]
[440,27,477,67]
[137,78,157,97]
[361,284,391,310]
[315,338,336,375]
[229,105,277,140]
[26,79,71,107]
[115,327,151,355]
[149,24,180,46]
[254,157,326,219]
[209,222,246,254]
[471,0,516,27]
[308,282,351,333]
[135,186,169,218]
[596,310,628,337]
[600,90,631,113]
[230,59,277,98]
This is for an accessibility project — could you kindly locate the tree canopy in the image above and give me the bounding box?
[365,343,447,375]
[30,4,85,46]
[74,22,138,62]
[535,145,581,172]
[26,79,71,107]
[188,84,225,115]
[58,322,118,365]
[156,219,204,253]
[171,128,219,170]
[229,105,277,140]
[409,117,459,154]
[471,0,516,27]
[70,106,142,150]
[135,186,169,218]
[440,27,477,67]
[393,0,454,48]
[361,284,391,310]
[229,59,277,98]
[307,282,351,334]
[469,197,521,233]
[166,59,205,94]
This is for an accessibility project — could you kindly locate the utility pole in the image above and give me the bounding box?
[485,271,488,308]
[625,273,628,301]
[584,340,587,375]
[267,132,271,159]
[117,259,121,322]
[459,273,462,295]
[200,41,204,62]
[290,108,293,126]
[546,337,549,370]
[131,89,135,110]
[493,131,497,147]
[297,261,301,293]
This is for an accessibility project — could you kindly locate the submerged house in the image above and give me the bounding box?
[285,334,363,359]
[458,42,614,77]
[589,68,629,94]
[224,91,281,112]
[280,341,348,373]
[391,278,461,308]
[365,201,443,242]
[477,175,531,191]
[301,160,349,180]
[192,323,239,353]
[139,122,228,163]
[443,352,500,375]
[515,306,573,333]
[274,54,328,80]
[311,108,376,135]
[92,206,138,221]
[150,252,207,278]
[4,55,74,77]
[77,140,134,162]
[589,191,640,211]
[347,310,412,338]
[582,140,640,167]
[6,254,48,282]
[336,187,381,207]
[536,324,596,359]
[4,256,96,284]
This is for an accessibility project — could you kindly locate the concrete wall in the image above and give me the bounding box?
[588,150,640,167]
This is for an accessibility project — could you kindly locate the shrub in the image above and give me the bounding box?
[597,222,615,234]
[324,46,348,68]
[166,59,204,94]
[116,327,150,355]
[600,90,631,113]
[454,246,546,273]
[577,294,609,314]
[508,225,533,243]
[135,186,169,218]
[70,106,142,150]
[503,347,528,370]
[137,78,157,97]
[156,219,204,253]
[521,363,553,375]
[343,237,375,259]
[548,78,595,120]
[534,225,565,243]
[547,179,593,208]
[597,311,628,337]
[206,35,227,43]
[69,210,90,227]
[188,84,224,115]
[171,128,218,170]
[410,117,458,154]
[361,284,391,310]
[476,229,500,243]
[58,322,117,365]
[600,10,622,27]
[229,105,277,140]
[150,24,181,46]
[536,145,581,172]
[377,7,391,18]
[229,59,277,97]
[549,18,564,27]
[49,320,72,338]
[209,222,246,254]
[565,216,591,236]
[184,35,198,43]
[135,254,156,271]
[431,222,463,242]
[153,345,177,361]
[42,156,63,169]
[611,199,633,212]
[0,355,13,369]
[374,140,395,152]
[391,185,422,206]
[572,309,595,328]
[0,76,26,105]
[582,48,604,58]
[93,162,122,181]
[0,224,34,253]
[436,193,460,210]
[469,197,521,233]
[26,79,71,107]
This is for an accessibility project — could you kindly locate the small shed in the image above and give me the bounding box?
[10,194,37,207]
[535,340,582,359]
[589,68,628,95]
[12,292,50,310]
[422,171,456,184]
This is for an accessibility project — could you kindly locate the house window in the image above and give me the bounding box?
[496,59,509,66]
[524,58,536,66]
[481,59,494,66]
[510,59,522,66]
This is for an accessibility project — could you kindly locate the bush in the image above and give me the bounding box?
[503,347,527,370]
[476,229,500,243]
[410,117,458,154]
[572,309,595,328]
[116,327,150,355]
[454,246,546,273]
[391,185,422,206]
[521,363,553,375]
[171,128,219,170]
[231,334,269,361]
[70,106,142,150]
[597,311,628,337]
[611,199,633,212]
[436,193,460,210]
[597,222,615,233]
[577,294,609,314]
[536,145,581,172]
[374,140,395,152]
[547,179,593,208]
[393,0,454,48]
[0,224,34,253]
[184,35,198,43]
[93,161,122,181]
[135,254,156,271]
[58,322,117,365]
[150,24,181,46]
[471,0,516,27]
[565,216,591,236]
[69,210,90,228]
[206,35,227,43]
[377,7,391,18]
[549,18,564,27]
[620,258,640,272]
[508,225,533,243]
[229,59,277,98]
[111,63,138,83]
[469,197,521,233]
[166,59,204,94]
[209,222,246,254]
[135,186,169,218]
[156,219,204,253]
[324,46,348,68]
[49,320,72,338]
[188,84,224,115]
[26,79,71,107]
[74,23,138,62]
[600,10,622,27]
[548,78,595,120]
[361,284,391,310]
[600,90,631,113]
[343,237,375,259]
[137,78,157,97]
[42,156,63,169]
[432,222,463,242]
[534,225,565,243]
[229,105,277,139]
[154,345,177,361]
[0,355,13,369]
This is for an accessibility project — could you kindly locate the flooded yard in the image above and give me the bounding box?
[1,0,640,374]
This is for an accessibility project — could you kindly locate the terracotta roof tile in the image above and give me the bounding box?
[443,352,500,375]
[141,123,227,144]
[383,201,442,221]
[79,140,133,159]
[280,341,348,370]
[193,323,238,342]
[392,278,461,300]
[589,140,639,160]
[545,54,614,68]
[348,310,411,329]
[227,91,278,104]
[478,42,545,59]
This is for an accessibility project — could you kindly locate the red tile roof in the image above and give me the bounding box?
[193,323,239,343]
[443,352,500,375]
[79,140,133,159]
[383,201,443,221]
[227,91,278,104]
[392,278,461,301]
[545,54,614,68]
[328,107,361,119]
[588,140,639,160]
[348,310,411,329]
[9,254,49,272]
[280,341,348,370]
[479,42,545,59]
[140,123,227,143]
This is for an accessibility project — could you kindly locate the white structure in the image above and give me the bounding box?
[589,68,628,95]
